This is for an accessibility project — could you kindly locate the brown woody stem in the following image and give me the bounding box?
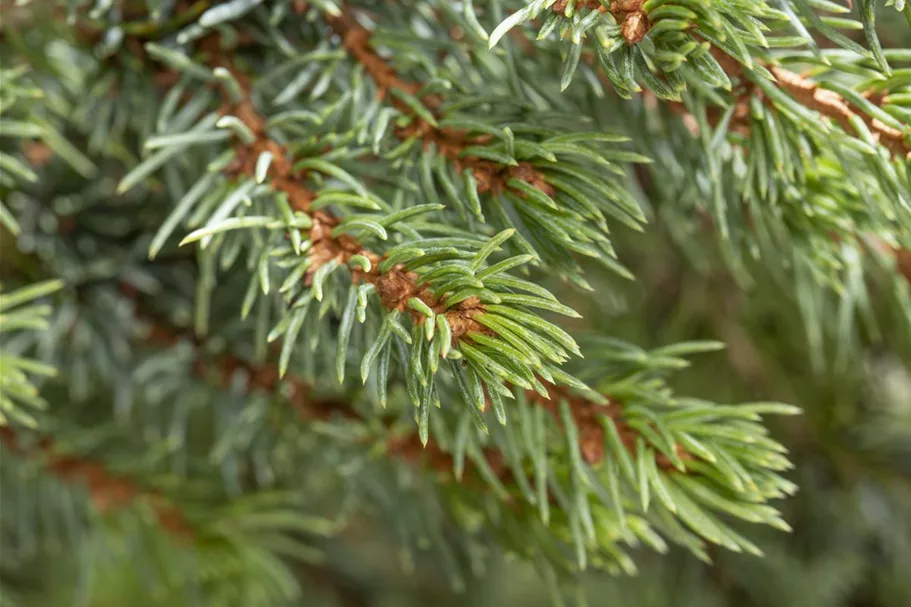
[709,46,909,158]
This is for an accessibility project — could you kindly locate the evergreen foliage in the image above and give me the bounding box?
[0,1,908,606]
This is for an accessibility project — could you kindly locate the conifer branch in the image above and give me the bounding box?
[131,291,517,484]
[509,0,909,158]
[132,283,358,423]
[528,382,687,468]
[203,53,491,341]
[705,49,910,159]
[182,34,689,473]
[326,10,556,197]
[322,8,676,465]
[0,426,192,537]
[130,279,685,480]
[0,3,829,594]
[650,48,911,281]
[767,65,907,158]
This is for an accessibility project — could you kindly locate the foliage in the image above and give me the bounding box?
[0,1,908,606]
